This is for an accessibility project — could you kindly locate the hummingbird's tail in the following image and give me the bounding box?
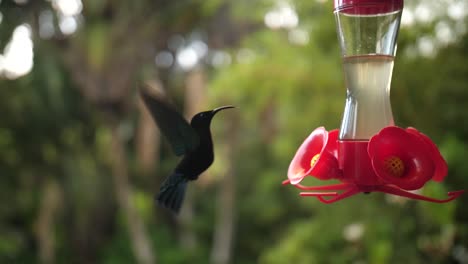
[157,173,188,213]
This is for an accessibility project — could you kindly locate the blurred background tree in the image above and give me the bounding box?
[0,0,467,263]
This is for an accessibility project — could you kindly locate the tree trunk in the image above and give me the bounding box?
[109,121,156,264]
[36,178,62,264]
[136,79,162,176]
[210,113,238,264]
[178,68,207,251]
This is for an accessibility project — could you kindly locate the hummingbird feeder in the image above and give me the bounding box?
[283,0,464,203]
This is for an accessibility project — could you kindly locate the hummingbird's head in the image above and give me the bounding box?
[190,105,235,128]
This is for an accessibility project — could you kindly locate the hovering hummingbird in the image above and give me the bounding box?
[139,84,234,213]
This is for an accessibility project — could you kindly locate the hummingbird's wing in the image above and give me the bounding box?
[140,84,200,156]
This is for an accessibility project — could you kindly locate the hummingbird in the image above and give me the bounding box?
[139,84,234,213]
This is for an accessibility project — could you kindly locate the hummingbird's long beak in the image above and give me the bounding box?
[212,105,235,115]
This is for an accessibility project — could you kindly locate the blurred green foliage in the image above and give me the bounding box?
[0,0,467,263]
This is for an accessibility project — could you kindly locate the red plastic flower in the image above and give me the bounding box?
[287,127,339,184]
[368,126,446,190]
[406,127,448,182]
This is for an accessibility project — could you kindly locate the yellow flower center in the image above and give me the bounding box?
[310,154,321,168]
[383,156,405,177]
